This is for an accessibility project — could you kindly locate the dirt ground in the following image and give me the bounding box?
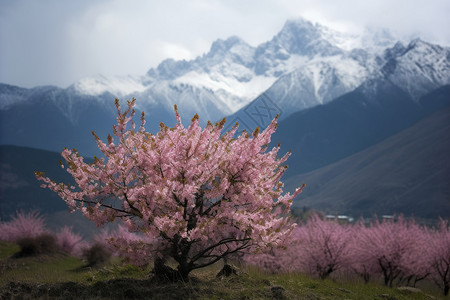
[0,278,199,299]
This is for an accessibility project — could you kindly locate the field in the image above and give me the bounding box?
[0,241,445,299]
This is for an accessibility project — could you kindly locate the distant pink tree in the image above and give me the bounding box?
[348,222,381,283]
[293,214,353,279]
[36,99,304,280]
[91,224,147,264]
[352,216,427,287]
[243,244,297,274]
[0,211,46,242]
[244,215,354,278]
[398,226,431,287]
[56,226,86,257]
[428,220,450,296]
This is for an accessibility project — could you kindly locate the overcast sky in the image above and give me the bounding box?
[1,0,449,88]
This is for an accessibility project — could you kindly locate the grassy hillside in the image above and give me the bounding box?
[0,242,445,299]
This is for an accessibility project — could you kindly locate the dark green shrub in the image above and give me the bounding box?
[15,233,59,257]
[82,243,112,267]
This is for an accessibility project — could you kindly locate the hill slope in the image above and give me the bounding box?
[0,145,77,219]
[285,106,450,219]
[272,83,450,177]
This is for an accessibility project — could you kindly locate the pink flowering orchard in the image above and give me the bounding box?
[36,99,304,280]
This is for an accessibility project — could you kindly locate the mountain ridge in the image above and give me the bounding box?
[2,20,450,157]
[0,17,411,156]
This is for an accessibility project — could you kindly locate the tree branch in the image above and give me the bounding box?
[190,237,251,263]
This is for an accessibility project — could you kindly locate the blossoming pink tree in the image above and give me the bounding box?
[352,216,428,287]
[36,99,304,280]
[243,214,353,279]
[293,214,353,279]
[56,226,86,257]
[347,222,381,283]
[0,211,46,242]
[428,220,450,296]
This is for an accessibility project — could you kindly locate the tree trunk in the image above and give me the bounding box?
[177,263,192,281]
[216,264,238,278]
[152,257,188,282]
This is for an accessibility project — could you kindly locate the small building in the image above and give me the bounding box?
[325,215,354,224]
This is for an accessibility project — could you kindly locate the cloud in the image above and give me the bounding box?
[282,0,450,42]
[0,0,449,88]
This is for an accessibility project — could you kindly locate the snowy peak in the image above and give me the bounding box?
[380,38,450,99]
[383,38,444,62]
[402,38,448,62]
[208,36,252,57]
[202,36,255,71]
[147,58,192,80]
[273,19,322,53]
[147,36,255,81]
[251,19,396,77]
[265,19,397,57]
[0,83,31,109]
[254,18,343,71]
[72,74,148,97]
[262,55,371,117]
[382,41,406,61]
[272,19,342,56]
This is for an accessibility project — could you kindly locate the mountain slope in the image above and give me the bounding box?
[0,145,111,237]
[0,145,75,219]
[284,105,450,219]
[272,82,417,175]
[0,84,121,155]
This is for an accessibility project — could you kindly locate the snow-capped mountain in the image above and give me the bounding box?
[70,18,400,123]
[260,55,372,116]
[73,74,148,98]
[270,37,450,114]
[379,39,450,99]
[269,38,450,177]
[2,17,450,157]
[209,20,402,128]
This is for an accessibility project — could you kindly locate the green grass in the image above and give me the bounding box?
[0,241,446,299]
[248,271,442,299]
[0,241,19,259]
[0,255,86,284]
